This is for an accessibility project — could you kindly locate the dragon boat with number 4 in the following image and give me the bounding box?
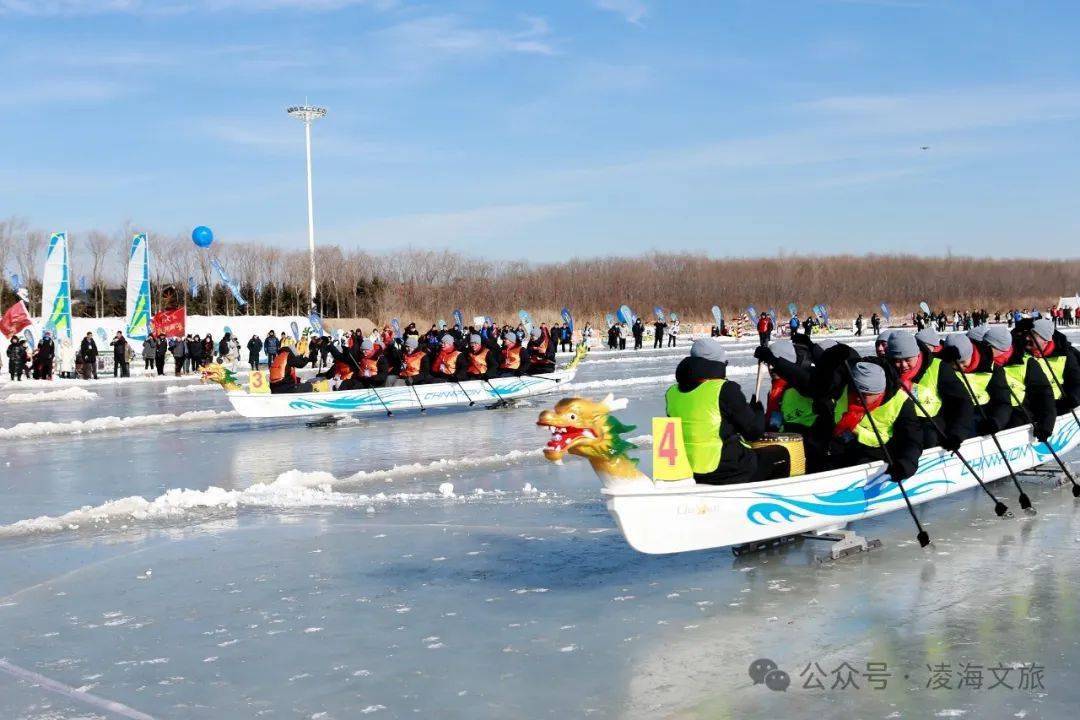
[537,394,1080,555]
[200,345,588,419]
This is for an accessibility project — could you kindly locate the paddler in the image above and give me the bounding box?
[825,361,923,481]
[1023,317,1080,414]
[464,333,497,381]
[268,344,314,394]
[884,331,974,451]
[940,333,1012,435]
[388,335,431,386]
[914,327,942,355]
[874,329,893,358]
[354,339,388,389]
[431,334,468,383]
[983,325,1055,441]
[527,326,556,374]
[753,339,827,470]
[664,338,788,484]
[497,332,531,377]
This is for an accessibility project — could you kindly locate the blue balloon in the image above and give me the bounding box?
[192,226,214,248]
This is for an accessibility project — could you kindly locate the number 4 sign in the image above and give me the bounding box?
[651,417,693,481]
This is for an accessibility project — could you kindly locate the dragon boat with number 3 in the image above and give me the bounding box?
[537,394,1080,555]
[200,345,588,419]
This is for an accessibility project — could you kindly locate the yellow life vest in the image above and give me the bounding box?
[665,380,725,475]
[833,387,908,448]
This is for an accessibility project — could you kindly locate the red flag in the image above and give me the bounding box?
[151,306,186,337]
[0,300,31,339]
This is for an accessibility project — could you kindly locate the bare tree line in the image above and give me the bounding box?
[0,217,1075,325]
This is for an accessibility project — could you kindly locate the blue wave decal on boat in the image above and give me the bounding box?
[287,394,385,411]
[746,475,952,525]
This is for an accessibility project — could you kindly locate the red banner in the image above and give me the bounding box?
[151,306,186,337]
[0,300,31,339]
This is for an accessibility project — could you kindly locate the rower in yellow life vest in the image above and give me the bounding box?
[1024,317,1080,415]
[664,338,785,485]
[431,334,467,382]
[825,361,923,481]
[465,334,497,381]
[752,339,827,470]
[884,330,974,451]
[940,332,1012,435]
[982,325,1055,441]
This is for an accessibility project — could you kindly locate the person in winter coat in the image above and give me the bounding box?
[218,333,232,364]
[247,335,263,370]
[870,312,881,335]
[38,333,55,379]
[632,319,644,350]
[756,312,773,347]
[668,319,680,347]
[7,338,27,381]
[607,324,618,350]
[111,332,130,377]
[58,339,76,378]
[170,336,187,376]
[187,334,202,370]
[142,337,156,370]
[653,319,667,349]
[79,332,99,379]
[203,334,214,367]
[154,333,167,375]
[264,331,280,366]
[430,334,469,383]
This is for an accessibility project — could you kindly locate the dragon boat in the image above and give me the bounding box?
[537,395,1080,555]
[201,345,588,419]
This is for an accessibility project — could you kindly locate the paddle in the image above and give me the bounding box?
[895,381,1009,517]
[952,364,1033,510]
[1015,337,1080,496]
[845,361,931,547]
[407,379,427,412]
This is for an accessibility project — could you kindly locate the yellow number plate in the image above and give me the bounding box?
[249,370,269,394]
[652,417,693,481]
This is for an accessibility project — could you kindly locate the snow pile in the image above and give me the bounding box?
[163,384,220,396]
[2,387,99,404]
[0,410,236,440]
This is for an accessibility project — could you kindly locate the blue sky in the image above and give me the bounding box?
[2,0,1079,260]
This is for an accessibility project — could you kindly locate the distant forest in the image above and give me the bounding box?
[0,218,1073,326]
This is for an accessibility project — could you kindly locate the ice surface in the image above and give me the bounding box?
[3,330,1079,719]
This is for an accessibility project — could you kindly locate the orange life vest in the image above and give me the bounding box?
[269,350,296,384]
[333,359,353,381]
[467,348,489,376]
[400,350,426,378]
[434,348,460,376]
[360,355,380,377]
[500,345,522,370]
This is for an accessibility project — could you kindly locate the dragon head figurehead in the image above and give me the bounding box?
[537,394,648,484]
[201,363,241,391]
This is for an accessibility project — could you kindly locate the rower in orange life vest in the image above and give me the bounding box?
[498,332,531,378]
[352,338,389,389]
[388,335,431,387]
[1022,317,1080,415]
[464,333,497,381]
[431,334,468,383]
[883,330,974,451]
[526,326,555,374]
[981,325,1056,442]
[268,345,314,394]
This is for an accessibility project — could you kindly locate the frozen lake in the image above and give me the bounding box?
[2,332,1079,719]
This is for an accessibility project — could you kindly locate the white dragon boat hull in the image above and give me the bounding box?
[224,369,578,419]
[604,415,1080,554]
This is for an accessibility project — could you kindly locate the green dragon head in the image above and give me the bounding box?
[537,394,646,482]
[201,363,241,391]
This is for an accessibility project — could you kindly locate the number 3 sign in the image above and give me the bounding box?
[651,417,693,481]
[249,370,269,394]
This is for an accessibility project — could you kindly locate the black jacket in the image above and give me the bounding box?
[953,342,1013,435]
[671,356,765,485]
[905,346,975,449]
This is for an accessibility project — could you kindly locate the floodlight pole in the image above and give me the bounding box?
[286,104,327,312]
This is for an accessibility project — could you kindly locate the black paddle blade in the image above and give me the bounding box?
[1019,493,1033,511]
[993,502,1009,517]
[1072,485,1080,498]
[916,530,931,548]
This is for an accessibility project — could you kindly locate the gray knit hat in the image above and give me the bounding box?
[915,327,941,347]
[851,362,886,394]
[769,340,796,364]
[360,339,374,352]
[405,336,419,350]
[1032,318,1055,341]
[530,327,541,339]
[690,338,727,363]
[441,334,455,346]
[886,331,920,359]
[469,333,482,345]
[876,329,893,344]
[984,326,1012,351]
[968,324,989,342]
[502,332,517,344]
[943,334,973,363]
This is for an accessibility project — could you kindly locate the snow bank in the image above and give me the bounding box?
[1,387,99,404]
[0,410,236,440]
[163,383,220,396]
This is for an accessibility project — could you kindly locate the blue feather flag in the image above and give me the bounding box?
[391,318,401,338]
[711,305,723,328]
[210,257,247,306]
[452,309,464,328]
[617,305,633,324]
[561,307,574,335]
[605,312,616,328]
[880,302,891,320]
[787,302,797,317]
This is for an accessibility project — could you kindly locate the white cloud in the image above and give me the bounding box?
[376,14,558,59]
[0,0,391,14]
[594,0,646,25]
